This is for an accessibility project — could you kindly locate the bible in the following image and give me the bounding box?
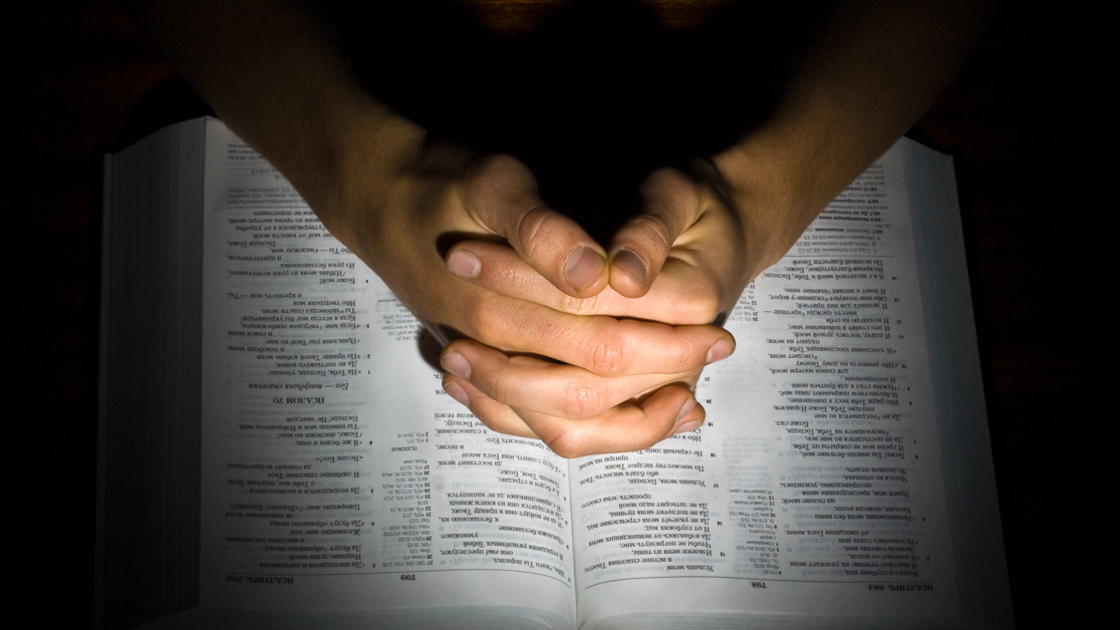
[98,118,1012,629]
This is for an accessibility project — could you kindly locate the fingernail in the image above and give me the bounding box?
[611,248,647,289]
[672,399,689,423]
[672,399,699,433]
[673,420,701,435]
[444,381,470,408]
[447,249,481,279]
[440,352,471,379]
[564,246,605,291]
[706,339,734,364]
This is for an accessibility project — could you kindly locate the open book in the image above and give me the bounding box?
[99,118,1013,629]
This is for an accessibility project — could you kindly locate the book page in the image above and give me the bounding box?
[197,120,575,623]
[572,141,959,627]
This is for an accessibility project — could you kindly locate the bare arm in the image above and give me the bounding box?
[448,0,997,426]
[706,0,998,291]
[457,0,997,313]
[126,0,733,456]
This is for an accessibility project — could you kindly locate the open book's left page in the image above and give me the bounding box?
[197,119,575,625]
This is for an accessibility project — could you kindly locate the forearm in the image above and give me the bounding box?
[714,0,997,272]
[125,0,423,255]
[125,0,734,456]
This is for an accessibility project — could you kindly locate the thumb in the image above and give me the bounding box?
[462,155,609,298]
[608,168,703,298]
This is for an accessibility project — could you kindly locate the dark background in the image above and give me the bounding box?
[9,1,1104,627]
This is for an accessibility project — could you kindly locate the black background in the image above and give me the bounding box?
[8,1,1105,627]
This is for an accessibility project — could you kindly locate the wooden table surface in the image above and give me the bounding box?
[10,1,1105,627]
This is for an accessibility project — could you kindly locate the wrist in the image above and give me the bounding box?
[312,104,426,259]
[710,141,819,275]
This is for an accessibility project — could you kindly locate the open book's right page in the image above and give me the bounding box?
[572,140,962,628]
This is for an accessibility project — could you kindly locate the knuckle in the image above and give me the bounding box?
[517,209,548,260]
[642,167,677,196]
[468,293,519,347]
[466,155,537,228]
[626,213,674,254]
[483,369,519,407]
[465,294,498,339]
[588,337,627,376]
[675,289,724,325]
[661,168,699,202]
[562,380,606,420]
[658,275,726,325]
[474,154,524,188]
[517,207,564,264]
[486,154,531,179]
[531,313,573,350]
[665,337,698,372]
[644,168,698,206]
[556,291,600,316]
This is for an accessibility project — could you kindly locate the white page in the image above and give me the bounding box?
[197,120,576,622]
[572,141,959,626]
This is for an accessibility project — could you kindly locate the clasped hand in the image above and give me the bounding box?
[326,130,759,457]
